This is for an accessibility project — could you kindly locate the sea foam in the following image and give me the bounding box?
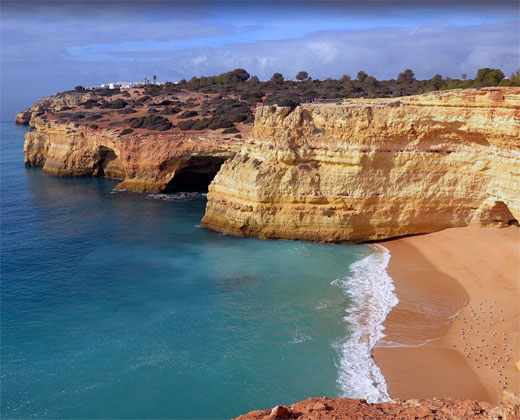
[332,244,398,403]
[147,192,207,201]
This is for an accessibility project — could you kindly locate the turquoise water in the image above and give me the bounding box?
[1,121,376,419]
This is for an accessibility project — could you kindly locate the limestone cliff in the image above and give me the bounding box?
[24,116,240,193]
[22,89,248,193]
[201,87,520,243]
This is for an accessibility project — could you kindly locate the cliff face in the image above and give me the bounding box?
[201,87,520,242]
[22,89,249,193]
[24,116,240,193]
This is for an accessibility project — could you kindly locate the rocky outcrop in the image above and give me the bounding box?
[201,87,520,243]
[234,393,520,420]
[24,116,241,193]
[15,109,32,124]
[17,91,99,126]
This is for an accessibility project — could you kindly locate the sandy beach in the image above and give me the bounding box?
[374,226,520,403]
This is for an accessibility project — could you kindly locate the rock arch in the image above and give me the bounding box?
[92,146,126,179]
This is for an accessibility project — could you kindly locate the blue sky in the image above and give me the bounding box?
[1,1,519,119]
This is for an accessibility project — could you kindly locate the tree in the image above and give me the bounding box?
[296,71,309,81]
[153,75,157,84]
[232,68,250,82]
[249,75,260,85]
[74,85,84,91]
[363,76,378,89]
[339,75,354,93]
[356,70,368,82]
[271,72,284,84]
[475,68,505,87]
[188,76,200,88]
[510,69,520,86]
[428,74,444,91]
[397,69,415,83]
[322,77,335,88]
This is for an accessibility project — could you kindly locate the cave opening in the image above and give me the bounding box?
[93,146,117,177]
[164,156,228,192]
[492,201,518,226]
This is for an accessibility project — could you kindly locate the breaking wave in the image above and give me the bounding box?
[332,245,398,403]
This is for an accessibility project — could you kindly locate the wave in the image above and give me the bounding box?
[332,244,398,403]
[377,337,441,348]
[147,192,207,201]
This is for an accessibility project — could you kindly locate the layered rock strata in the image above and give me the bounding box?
[24,116,240,193]
[202,87,520,243]
[22,90,246,193]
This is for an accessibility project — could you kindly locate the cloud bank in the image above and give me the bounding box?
[1,1,518,119]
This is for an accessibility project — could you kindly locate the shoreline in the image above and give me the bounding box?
[336,245,397,403]
[373,226,520,403]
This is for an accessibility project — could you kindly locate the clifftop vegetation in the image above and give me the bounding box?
[125,67,519,107]
[25,67,519,135]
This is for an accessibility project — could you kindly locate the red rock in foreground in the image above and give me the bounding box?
[234,393,520,420]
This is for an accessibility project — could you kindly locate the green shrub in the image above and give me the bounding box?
[86,114,103,121]
[81,99,99,109]
[120,128,134,136]
[160,107,182,115]
[277,98,300,108]
[124,115,173,131]
[207,116,233,130]
[110,99,128,109]
[222,126,239,134]
[135,96,150,104]
[143,85,163,96]
[178,120,195,130]
[191,119,209,130]
[98,100,111,108]
[178,110,198,119]
[96,89,120,97]
[117,108,137,114]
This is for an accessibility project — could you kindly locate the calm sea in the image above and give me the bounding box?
[1,121,392,419]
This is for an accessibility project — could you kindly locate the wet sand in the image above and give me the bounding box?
[373,226,520,403]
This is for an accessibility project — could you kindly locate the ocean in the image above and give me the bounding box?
[0,121,395,419]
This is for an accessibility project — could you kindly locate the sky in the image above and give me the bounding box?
[1,1,519,119]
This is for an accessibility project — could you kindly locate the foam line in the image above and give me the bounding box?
[332,244,398,403]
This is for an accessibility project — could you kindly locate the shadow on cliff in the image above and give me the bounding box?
[164,156,228,193]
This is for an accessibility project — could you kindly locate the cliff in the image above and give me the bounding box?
[24,116,241,192]
[201,87,520,243]
[234,393,520,420]
[22,89,249,193]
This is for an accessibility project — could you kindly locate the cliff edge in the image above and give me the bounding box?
[234,394,520,420]
[201,87,520,243]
